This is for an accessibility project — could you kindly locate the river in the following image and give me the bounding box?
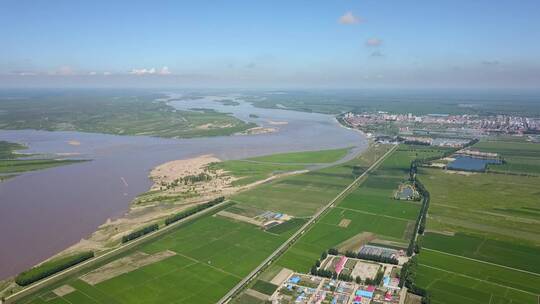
[0,94,367,279]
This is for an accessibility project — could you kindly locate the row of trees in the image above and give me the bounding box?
[15,251,94,286]
[121,223,159,243]
[164,196,225,226]
[399,257,431,303]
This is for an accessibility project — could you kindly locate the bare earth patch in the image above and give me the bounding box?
[80,250,176,285]
[270,267,294,286]
[216,210,263,226]
[351,260,380,281]
[67,140,81,146]
[245,289,270,301]
[445,170,477,176]
[236,126,277,135]
[267,120,289,125]
[338,218,351,228]
[53,285,75,297]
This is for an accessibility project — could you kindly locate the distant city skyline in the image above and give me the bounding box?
[1,0,539,88]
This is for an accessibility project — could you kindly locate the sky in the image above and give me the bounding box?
[1,0,539,89]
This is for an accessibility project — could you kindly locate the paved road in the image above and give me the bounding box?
[217,144,399,304]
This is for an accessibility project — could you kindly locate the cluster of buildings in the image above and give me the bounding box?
[342,111,540,135]
[270,271,403,304]
[269,247,406,304]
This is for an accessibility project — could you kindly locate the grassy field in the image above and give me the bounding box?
[418,168,540,245]
[472,137,540,175]
[0,91,254,138]
[247,147,350,164]
[415,140,540,303]
[207,148,353,187]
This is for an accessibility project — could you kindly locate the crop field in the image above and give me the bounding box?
[20,211,287,304]
[416,250,540,304]
[208,160,307,186]
[416,143,540,304]
[418,167,540,244]
[421,232,540,274]
[208,147,352,186]
[231,145,393,217]
[472,137,540,175]
[247,147,350,164]
[263,145,449,274]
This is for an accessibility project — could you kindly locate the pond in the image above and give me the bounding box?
[447,155,502,171]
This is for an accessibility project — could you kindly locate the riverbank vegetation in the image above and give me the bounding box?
[15,252,94,287]
[0,141,85,180]
[0,91,254,138]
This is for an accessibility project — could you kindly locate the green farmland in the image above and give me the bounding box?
[231,144,392,216]
[247,147,350,164]
[19,210,287,304]
[416,250,540,304]
[13,144,391,304]
[264,145,450,274]
[415,139,540,304]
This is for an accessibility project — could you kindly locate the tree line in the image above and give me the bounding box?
[15,251,94,286]
[121,224,159,243]
[164,196,224,226]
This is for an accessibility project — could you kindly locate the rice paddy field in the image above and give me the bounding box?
[415,139,540,303]
[230,144,393,217]
[18,210,288,304]
[265,145,450,274]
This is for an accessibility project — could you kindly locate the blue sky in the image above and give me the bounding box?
[1,0,539,88]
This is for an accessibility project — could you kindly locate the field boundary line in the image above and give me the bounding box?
[422,248,540,277]
[418,263,539,296]
[3,200,232,304]
[334,206,412,222]
[217,144,399,304]
[175,253,243,279]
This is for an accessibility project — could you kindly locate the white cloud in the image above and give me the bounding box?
[130,66,171,75]
[48,66,74,76]
[88,71,97,76]
[103,71,111,76]
[366,38,383,47]
[12,71,37,76]
[159,66,171,75]
[338,12,361,25]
